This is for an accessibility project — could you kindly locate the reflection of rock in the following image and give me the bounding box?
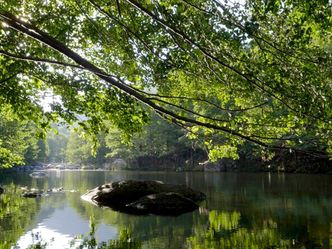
[0,186,3,195]
[29,171,47,178]
[82,180,206,216]
[126,192,198,215]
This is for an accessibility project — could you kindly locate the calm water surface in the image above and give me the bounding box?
[0,171,332,248]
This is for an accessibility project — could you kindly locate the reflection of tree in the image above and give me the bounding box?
[74,219,142,249]
[68,197,198,249]
[0,184,41,248]
[201,173,332,247]
[209,210,240,231]
[187,209,332,249]
[187,210,292,249]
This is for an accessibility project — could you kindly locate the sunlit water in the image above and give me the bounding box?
[0,171,332,248]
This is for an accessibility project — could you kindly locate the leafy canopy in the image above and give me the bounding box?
[0,0,331,160]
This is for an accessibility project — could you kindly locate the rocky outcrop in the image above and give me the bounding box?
[81,180,206,216]
[22,190,42,198]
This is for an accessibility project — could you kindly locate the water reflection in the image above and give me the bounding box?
[0,171,331,248]
[15,204,117,249]
[0,183,41,249]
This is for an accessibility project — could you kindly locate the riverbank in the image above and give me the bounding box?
[126,149,332,174]
[3,148,332,174]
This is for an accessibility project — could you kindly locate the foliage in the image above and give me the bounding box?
[62,114,192,166]
[0,106,46,168]
[65,128,96,166]
[0,0,331,161]
[105,113,191,160]
[65,127,109,166]
[43,125,69,163]
[0,183,41,248]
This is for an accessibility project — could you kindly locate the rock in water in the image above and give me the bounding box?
[81,180,206,216]
[22,191,41,198]
[29,171,47,178]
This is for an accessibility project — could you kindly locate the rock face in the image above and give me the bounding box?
[82,180,206,216]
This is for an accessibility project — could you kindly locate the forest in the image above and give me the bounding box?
[1,0,331,173]
[0,112,201,170]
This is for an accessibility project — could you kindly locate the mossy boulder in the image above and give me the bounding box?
[81,180,205,216]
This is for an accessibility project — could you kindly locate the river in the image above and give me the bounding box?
[0,171,331,248]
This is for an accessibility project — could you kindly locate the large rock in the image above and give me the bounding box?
[22,191,42,198]
[81,180,206,216]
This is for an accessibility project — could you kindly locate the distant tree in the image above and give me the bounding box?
[65,130,93,165]
[46,127,69,162]
[105,114,191,159]
[36,139,48,163]
[65,128,109,166]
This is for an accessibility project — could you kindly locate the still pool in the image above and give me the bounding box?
[0,171,332,248]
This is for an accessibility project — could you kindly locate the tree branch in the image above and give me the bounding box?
[0,73,18,85]
[0,10,327,157]
[0,49,84,69]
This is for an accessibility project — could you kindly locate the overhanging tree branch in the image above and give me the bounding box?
[0,11,328,157]
[124,0,330,124]
[0,73,18,85]
[0,49,84,69]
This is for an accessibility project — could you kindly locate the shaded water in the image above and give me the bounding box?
[0,171,332,248]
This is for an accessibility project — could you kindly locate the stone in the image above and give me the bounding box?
[47,187,64,193]
[22,191,41,198]
[81,180,206,216]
